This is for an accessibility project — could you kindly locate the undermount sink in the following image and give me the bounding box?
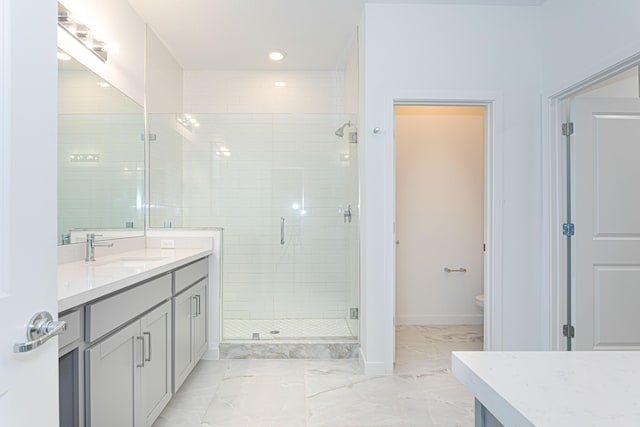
[91,256,168,268]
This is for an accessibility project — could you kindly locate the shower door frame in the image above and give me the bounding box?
[216,113,361,341]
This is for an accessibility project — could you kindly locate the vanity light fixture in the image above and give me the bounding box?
[69,154,100,163]
[58,2,109,63]
[175,114,199,132]
[268,50,286,61]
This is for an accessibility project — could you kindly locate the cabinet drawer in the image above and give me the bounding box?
[85,274,172,342]
[173,258,208,294]
[58,310,81,349]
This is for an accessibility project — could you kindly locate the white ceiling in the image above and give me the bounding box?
[128,0,546,71]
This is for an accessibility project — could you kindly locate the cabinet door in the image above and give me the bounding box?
[86,322,141,427]
[192,279,208,361]
[173,289,194,392]
[140,301,172,426]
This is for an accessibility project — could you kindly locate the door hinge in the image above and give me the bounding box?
[562,223,575,236]
[350,308,359,320]
[562,122,574,136]
[562,324,575,338]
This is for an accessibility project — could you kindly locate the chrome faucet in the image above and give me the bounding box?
[85,233,114,262]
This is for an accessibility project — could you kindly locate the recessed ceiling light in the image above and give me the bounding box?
[57,51,71,61]
[97,81,111,88]
[268,50,286,61]
[274,81,287,87]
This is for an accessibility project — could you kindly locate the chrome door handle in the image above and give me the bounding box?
[13,311,67,353]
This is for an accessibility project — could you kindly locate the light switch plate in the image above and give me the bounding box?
[161,239,175,249]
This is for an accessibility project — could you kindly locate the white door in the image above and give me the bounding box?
[573,97,640,350]
[0,0,59,425]
[395,106,485,325]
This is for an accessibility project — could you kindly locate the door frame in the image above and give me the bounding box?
[390,98,497,351]
[546,54,640,351]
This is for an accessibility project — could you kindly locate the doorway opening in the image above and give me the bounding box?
[394,104,487,369]
[552,64,640,351]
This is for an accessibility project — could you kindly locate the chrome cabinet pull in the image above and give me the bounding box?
[136,336,145,367]
[143,332,151,362]
[195,294,201,316]
[13,311,67,353]
[191,295,198,317]
[280,217,285,245]
[444,267,467,273]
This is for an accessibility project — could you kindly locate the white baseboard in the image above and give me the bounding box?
[396,314,484,325]
[359,347,392,375]
[202,345,220,360]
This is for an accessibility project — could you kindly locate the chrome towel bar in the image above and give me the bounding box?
[444,267,467,273]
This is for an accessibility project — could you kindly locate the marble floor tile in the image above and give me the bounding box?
[152,325,483,427]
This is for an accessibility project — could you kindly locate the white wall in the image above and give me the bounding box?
[184,70,345,114]
[146,27,183,113]
[539,0,640,350]
[360,3,542,373]
[58,0,145,104]
[395,106,484,325]
[541,0,640,96]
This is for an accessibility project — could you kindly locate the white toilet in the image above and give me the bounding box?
[475,294,484,311]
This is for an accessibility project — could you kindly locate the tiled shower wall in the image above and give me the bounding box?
[156,114,359,323]
[149,64,360,337]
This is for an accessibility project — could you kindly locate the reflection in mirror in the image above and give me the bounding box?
[58,50,145,245]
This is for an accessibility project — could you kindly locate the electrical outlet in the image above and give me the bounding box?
[161,239,175,249]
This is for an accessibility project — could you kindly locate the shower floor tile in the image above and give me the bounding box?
[223,318,355,340]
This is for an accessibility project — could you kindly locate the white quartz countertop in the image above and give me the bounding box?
[58,248,212,312]
[452,351,640,427]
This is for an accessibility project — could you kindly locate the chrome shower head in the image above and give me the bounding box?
[335,121,351,137]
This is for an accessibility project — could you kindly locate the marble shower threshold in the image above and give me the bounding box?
[219,340,359,359]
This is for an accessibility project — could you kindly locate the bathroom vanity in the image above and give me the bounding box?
[58,248,212,427]
[452,351,640,426]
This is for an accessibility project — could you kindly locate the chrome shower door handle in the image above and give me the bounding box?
[13,311,67,353]
[280,217,285,245]
[444,267,467,273]
[344,205,352,223]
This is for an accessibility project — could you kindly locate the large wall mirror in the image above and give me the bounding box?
[58,50,145,244]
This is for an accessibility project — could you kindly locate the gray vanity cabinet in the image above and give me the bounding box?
[173,278,208,392]
[86,300,171,427]
[140,301,172,426]
[86,320,140,427]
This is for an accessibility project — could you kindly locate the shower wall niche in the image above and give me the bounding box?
[149,113,359,340]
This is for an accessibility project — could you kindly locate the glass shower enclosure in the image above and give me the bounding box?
[149,113,359,341]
